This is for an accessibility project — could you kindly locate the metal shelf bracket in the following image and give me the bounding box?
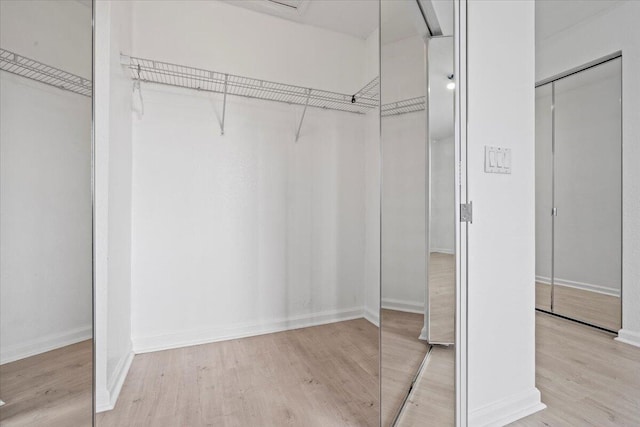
[295,89,311,142]
[221,73,228,136]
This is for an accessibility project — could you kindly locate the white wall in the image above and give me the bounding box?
[0,0,91,79]
[131,0,368,95]
[380,33,427,314]
[381,112,427,313]
[130,87,366,352]
[94,0,134,412]
[466,1,544,425]
[430,136,455,254]
[0,0,92,364]
[536,0,640,347]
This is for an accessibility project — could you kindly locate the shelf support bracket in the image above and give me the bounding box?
[221,74,228,136]
[295,89,311,142]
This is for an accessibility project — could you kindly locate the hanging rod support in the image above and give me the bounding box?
[295,89,311,142]
[221,74,228,136]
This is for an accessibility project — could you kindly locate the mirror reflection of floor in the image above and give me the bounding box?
[381,310,429,426]
[428,253,455,344]
[535,282,621,331]
[396,345,455,426]
[0,340,93,427]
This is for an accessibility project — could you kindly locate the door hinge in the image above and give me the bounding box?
[460,202,473,223]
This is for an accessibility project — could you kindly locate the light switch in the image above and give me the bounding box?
[485,146,511,174]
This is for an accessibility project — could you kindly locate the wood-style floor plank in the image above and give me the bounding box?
[512,312,640,426]
[396,345,455,426]
[0,340,93,427]
[428,253,455,344]
[98,318,380,427]
[381,309,429,426]
[535,282,621,331]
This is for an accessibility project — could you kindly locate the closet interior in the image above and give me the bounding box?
[0,0,459,425]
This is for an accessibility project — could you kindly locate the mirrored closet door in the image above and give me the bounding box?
[0,0,94,425]
[381,0,455,425]
[535,56,622,332]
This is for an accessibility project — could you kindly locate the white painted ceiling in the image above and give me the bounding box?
[224,0,378,40]
[536,0,625,42]
[224,0,452,42]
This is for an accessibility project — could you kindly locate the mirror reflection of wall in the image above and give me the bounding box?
[380,0,455,425]
[0,1,93,425]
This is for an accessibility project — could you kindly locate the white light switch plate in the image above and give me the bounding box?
[485,146,511,174]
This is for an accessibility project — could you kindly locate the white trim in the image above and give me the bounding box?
[430,248,455,255]
[615,329,640,348]
[419,326,428,341]
[469,387,546,427]
[133,307,364,354]
[381,298,425,314]
[363,306,380,327]
[0,325,92,365]
[96,346,134,413]
[535,275,620,298]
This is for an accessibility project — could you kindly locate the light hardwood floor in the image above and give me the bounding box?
[381,310,430,426]
[513,312,640,426]
[98,318,380,427]
[4,311,638,426]
[0,340,93,427]
[535,282,621,331]
[396,345,455,426]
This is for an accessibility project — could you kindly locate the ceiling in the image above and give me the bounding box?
[536,0,625,42]
[224,0,452,42]
[223,0,378,40]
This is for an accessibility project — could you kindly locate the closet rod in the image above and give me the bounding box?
[124,55,379,115]
[0,48,92,97]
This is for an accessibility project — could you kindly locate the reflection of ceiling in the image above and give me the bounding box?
[223,0,378,40]
[74,0,92,9]
[536,0,625,42]
[225,0,453,42]
[428,37,454,140]
[381,0,453,44]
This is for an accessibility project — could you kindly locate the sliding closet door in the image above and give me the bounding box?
[553,58,622,331]
[535,83,553,312]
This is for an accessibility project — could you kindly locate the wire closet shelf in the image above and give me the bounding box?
[126,56,380,115]
[381,96,426,117]
[0,48,92,97]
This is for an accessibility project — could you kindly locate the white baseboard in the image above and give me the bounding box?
[96,345,135,413]
[430,248,455,255]
[615,329,640,348]
[535,276,620,298]
[469,387,545,427]
[133,307,364,354]
[0,325,92,365]
[364,306,379,327]
[381,298,424,314]
[419,325,428,341]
